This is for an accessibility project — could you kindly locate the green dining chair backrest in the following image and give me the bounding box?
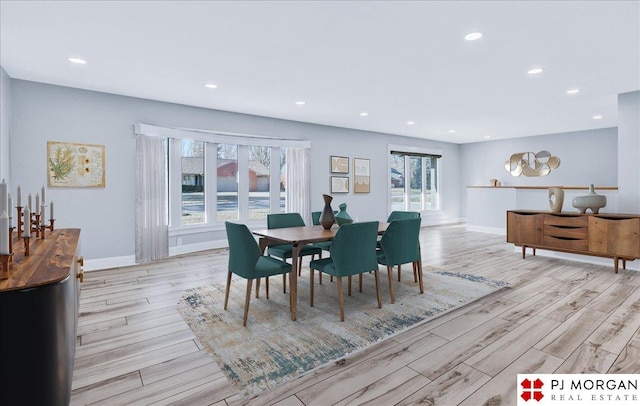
[387,211,421,222]
[378,217,421,266]
[225,221,261,279]
[329,221,379,277]
[267,212,306,229]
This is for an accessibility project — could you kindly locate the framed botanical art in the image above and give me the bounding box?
[331,176,349,193]
[47,141,106,188]
[353,157,370,193]
[330,156,349,174]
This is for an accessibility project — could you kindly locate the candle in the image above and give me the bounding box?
[41,204,46,226]
[35,193,40,212]
[0,179,7,217]
[41,186,45,206]
[50,201,54,219]
[8,193,12,228]
[0,211,9,255]
[17,185,21,207]
[28,193,32,212]
[22,207,30,237]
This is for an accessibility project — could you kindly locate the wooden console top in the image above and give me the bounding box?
[0,228,81,292]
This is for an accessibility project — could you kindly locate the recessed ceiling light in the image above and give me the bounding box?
[484,135,491,139]
[204,83,218,89]
[68,57,86,65]
[592,115,603,120]
[295,101,306,105]
[527,68,544,75]
[448,129,456,133]
[464,32,483,41]
[566,88,581,94]
[407,121,415,125]
[360,112,368,117]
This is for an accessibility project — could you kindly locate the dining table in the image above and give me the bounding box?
[253,222,388,321]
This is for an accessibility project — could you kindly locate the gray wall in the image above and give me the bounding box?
[459,128,618,218]
[0,66,11,181]
[618,91,640,214]
[9,79,462,261]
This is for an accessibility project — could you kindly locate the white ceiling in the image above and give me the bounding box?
[1,1,639,144]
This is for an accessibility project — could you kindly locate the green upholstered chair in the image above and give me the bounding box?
[267,213,323,288]
[310,211,333,252]
[309,221,382,321]
[377,217,423,303]
[224,221,292,326]
[387,210,421,222]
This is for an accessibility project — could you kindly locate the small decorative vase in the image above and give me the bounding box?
[572,184,607,214]
[319,194,335,230]
[335,202,353,226]
[548,187,564,212]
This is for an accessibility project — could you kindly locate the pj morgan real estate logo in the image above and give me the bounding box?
[517,374,639,405]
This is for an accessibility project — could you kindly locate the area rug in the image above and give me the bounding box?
[177,268,508,398]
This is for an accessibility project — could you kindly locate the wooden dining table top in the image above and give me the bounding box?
[252,222,388,244]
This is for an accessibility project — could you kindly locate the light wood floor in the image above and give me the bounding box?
[71,224,640,406]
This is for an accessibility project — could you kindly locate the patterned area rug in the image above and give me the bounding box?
[177,268,508,398]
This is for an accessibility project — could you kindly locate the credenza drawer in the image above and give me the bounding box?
[543,235,588,251]
[544,225,588,240]
[544,214,588,227]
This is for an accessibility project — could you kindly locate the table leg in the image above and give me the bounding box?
[290,243,302,321]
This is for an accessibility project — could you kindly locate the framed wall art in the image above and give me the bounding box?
[47,141,106,188]
[353,157,370,193]
[331,176,349,193]
[330,156,349,174]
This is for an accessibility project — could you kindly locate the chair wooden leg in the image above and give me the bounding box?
[417,259,424,293]
[310,269,315,306]
[387,266,395,304]
[374,270,382,309]
[397,264,401,282]
[337,276,345,322]
[255,278,260,298]
[243,279,253,327]
[413,261,418,283]
[359,273,363,293]
[224,271,232,310]
[298,257,303,276]
[266,277,270,300]
[348,275,352,296]
[282,273,287,294]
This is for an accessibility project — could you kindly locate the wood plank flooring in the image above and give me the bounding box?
[71,224,640,405]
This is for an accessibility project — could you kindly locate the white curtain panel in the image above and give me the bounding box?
[286,147,311,225]
[135,134,169,263]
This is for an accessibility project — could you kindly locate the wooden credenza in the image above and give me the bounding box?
[507,210,640,273]
[0,228,82,406]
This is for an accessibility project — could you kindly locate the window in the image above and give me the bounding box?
[181,140,205,225]
[248,146,270,220]
[169,138,288,229]
[390,150,440,212]
[217,143,238,221]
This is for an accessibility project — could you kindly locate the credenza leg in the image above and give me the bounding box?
[522,246,526,259]
[614,257,619,274]
[623,259,627,270]
[533,248,536,256]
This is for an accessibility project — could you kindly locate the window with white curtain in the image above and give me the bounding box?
[135,124,308,232]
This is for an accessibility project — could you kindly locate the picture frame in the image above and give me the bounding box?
[330,176,349,193]
[330,155,349,173]
[47,141,106,188]
[353,157,370,193]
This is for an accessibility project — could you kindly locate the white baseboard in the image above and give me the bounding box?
[466,225,506,235]
[85,255,136,271]
[84,240,230,271]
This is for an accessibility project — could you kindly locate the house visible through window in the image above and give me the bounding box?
[390,150,440,212]
[181,140,205,225]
